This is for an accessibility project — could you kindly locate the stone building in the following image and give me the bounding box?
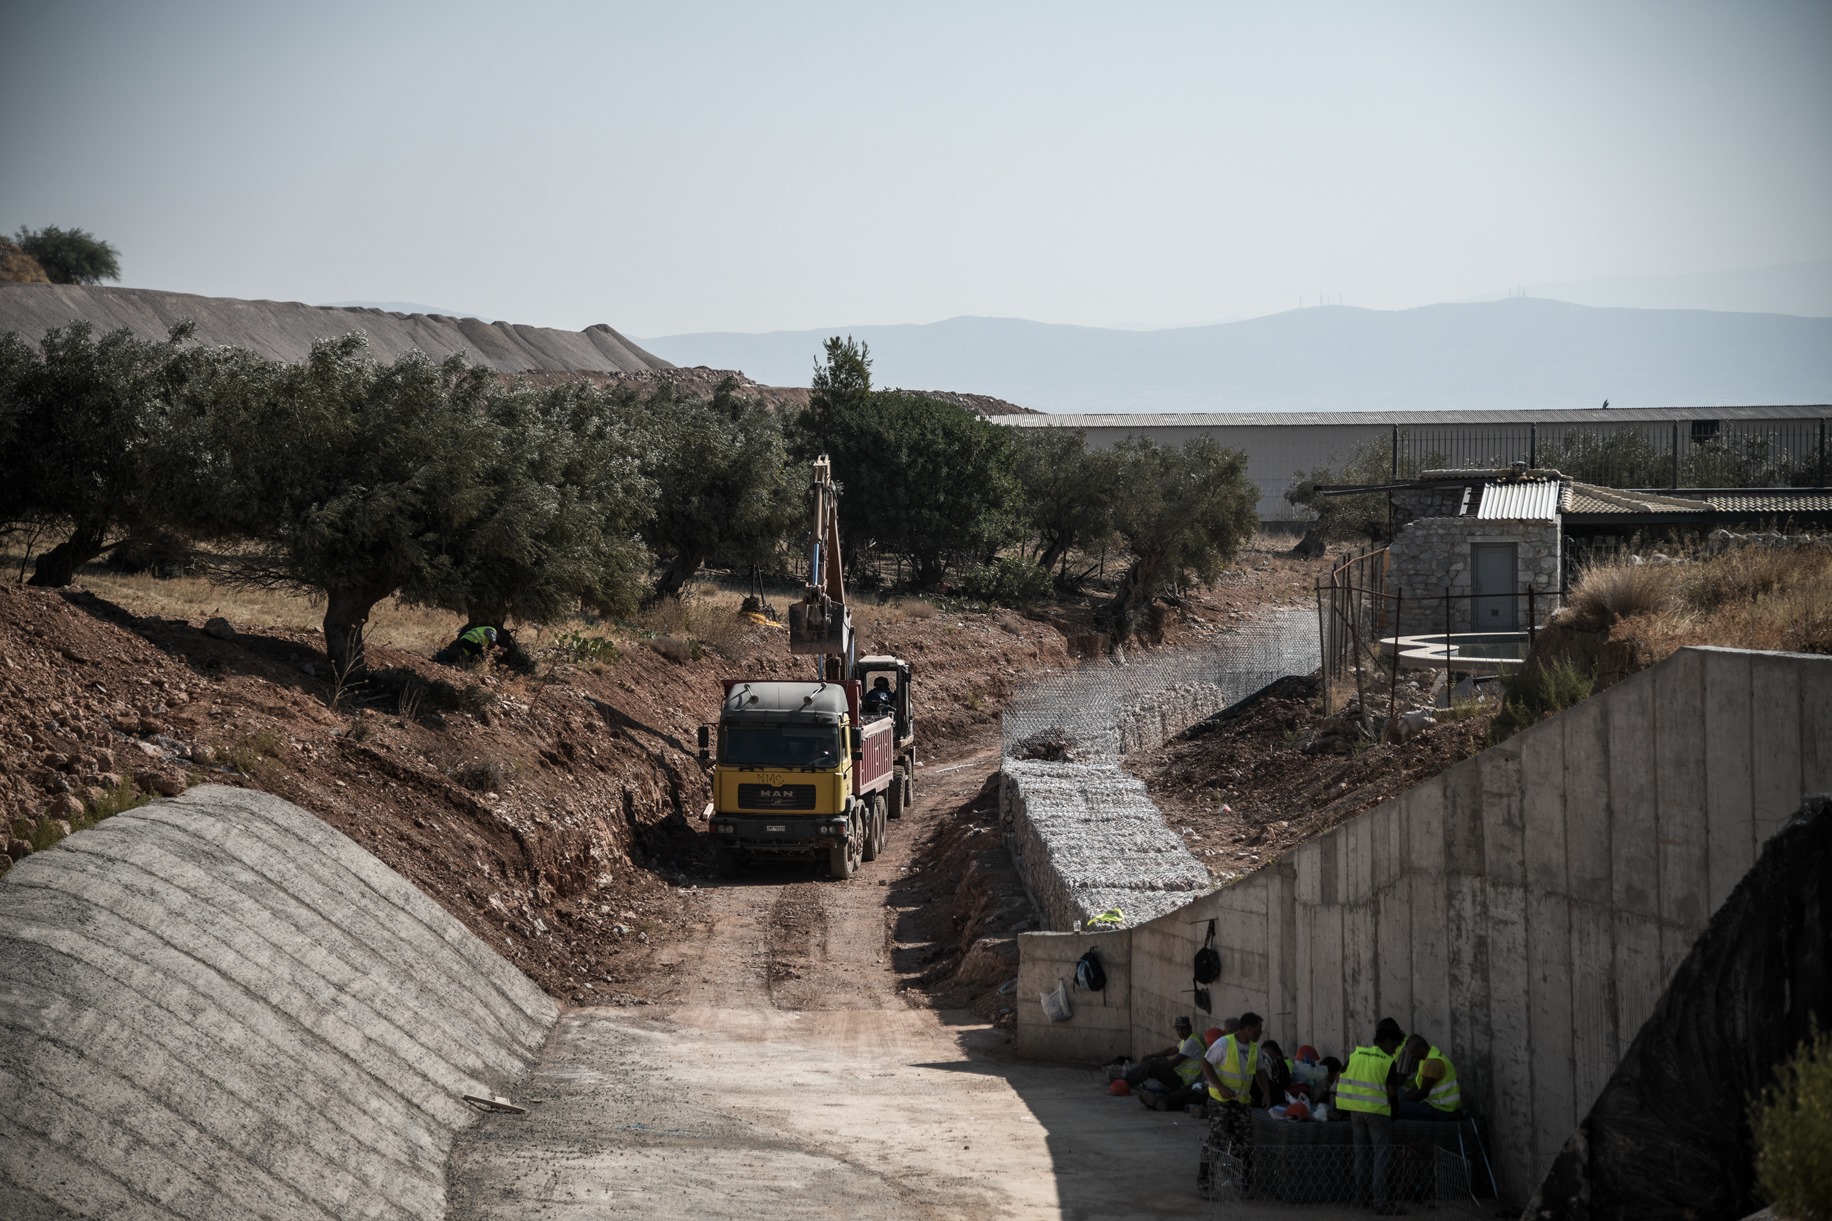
[1387,469,1563,635]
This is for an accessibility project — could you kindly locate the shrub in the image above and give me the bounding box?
[956,556,1053,608]
[1563,560,1677,629]
[452,757,510,792]
[1752,1026,1832,1221]
[553,630,622,665]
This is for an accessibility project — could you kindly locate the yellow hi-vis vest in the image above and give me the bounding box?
[1337,1045,1396,1116]
[1206,1034,1259,1103]
[1175,1035,1207,1084]
[1415,1046,1461,1112]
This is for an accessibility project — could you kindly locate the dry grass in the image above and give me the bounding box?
[29,563,460,651]
[633,582,767,659]
[1571,544,1832,661]
[1562,562,1680,629]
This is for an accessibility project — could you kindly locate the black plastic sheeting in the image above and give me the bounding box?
[1526,797,1830,1221]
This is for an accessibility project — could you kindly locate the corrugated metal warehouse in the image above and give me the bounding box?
[995,406,1830,523]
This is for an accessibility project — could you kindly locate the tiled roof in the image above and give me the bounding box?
[1560,484,1710,515]
[1699,491,1832,513]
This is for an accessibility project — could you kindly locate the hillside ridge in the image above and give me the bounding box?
[0,283,672,374]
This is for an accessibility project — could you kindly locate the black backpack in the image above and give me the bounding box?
[1075,948,1106,992]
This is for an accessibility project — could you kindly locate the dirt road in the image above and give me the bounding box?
[445,750,1207,1219]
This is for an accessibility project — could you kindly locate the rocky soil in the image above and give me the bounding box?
[1125,672,1493,882]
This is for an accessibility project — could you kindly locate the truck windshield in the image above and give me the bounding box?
[719,724,843,769]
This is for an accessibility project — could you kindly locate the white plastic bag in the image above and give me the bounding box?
[1040,978,1074,1023]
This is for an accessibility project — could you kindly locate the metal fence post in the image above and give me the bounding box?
[1529,423,1538,469]
[1671,421,1681,489]
[1392,424,1401,482]
[1443,592,1452,703]
[1820,417,1827,489]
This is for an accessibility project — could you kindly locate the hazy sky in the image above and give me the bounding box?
[3,1,1829,334]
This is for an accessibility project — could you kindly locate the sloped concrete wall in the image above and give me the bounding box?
[1016,646,1832,1207]
[0,785,557,1221]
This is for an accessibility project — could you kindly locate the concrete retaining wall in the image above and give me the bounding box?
[1014,646,1832,1207]
[0,785,558,1221]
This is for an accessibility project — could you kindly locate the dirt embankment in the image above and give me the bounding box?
[0,580,1068,1003]
[1126,674,1491,881]
[0,284,670,373]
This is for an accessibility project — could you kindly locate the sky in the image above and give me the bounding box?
[3,1,1829,335]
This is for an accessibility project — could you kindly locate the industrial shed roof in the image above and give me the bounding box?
[996,405,1828,428]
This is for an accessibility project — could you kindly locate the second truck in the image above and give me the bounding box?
[699,457,916,879]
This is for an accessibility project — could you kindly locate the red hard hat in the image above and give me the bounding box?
[1285,1101,1310,1121]
[1108,1078,1132,1096]
[1204,1028,1224,1046]
[1296,1044,1320,1062]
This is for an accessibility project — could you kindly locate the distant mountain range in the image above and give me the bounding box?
[640,298,1832,413]
[1469,259,1832,317]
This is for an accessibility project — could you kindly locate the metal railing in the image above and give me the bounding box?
[1317,575,1560,718]
[1391,417,1830,489]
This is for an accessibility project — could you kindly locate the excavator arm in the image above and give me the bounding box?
[787,455,855,681]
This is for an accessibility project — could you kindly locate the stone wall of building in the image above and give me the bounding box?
[1388,516,1561,634]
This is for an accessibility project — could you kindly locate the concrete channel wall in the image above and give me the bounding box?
[0,785,558,1221]
[1015,646,1832,1208]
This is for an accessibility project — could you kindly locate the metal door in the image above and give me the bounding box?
[1471,543,1518,629]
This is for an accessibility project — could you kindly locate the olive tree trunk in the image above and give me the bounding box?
[28,521,110,587]
[323,583,390,681]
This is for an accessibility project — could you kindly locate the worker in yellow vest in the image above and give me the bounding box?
[1198,1012,1272,1197]
[1397,1033,1461,1121]
[1337,1017,1406,1214]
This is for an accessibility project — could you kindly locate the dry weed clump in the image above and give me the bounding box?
[1562,562,1679,629]
[1570,543,1832,661]
[633,583,760,659]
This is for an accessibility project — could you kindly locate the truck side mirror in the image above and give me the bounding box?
[697,724,710,761]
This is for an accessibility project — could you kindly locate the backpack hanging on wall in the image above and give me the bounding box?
[1075,948,1106,992]
[1193,918,1222,984]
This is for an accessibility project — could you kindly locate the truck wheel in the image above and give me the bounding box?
[862,795,885,862]
[888,768,906,820]
[828,839,856,880]
[713,846,738,879]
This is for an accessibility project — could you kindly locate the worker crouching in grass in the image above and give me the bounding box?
[1198,1011,1272,1197]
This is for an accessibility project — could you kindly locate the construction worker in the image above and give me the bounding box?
[1198,1012,1272,1197]
[1127,1016,1208,1110]
[1337,1017,1407,1214]
[863,675,896,720]
[1397,1033,1461,1121]
[436,624,498,666]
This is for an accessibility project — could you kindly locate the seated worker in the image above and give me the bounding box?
[1396,1032,1461,1121]
[863,676,896,720]
[1126,1016,1210,1111]
[436,624,497,666]
[1256,1040,1293,1107]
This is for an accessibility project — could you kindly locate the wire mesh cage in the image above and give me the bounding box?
[1198,1112,1493,1214]
[1000,610,1320,763]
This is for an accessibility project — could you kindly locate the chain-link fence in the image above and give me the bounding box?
[1000,610,1320,762]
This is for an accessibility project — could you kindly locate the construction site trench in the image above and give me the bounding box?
[0,552,1329,1220]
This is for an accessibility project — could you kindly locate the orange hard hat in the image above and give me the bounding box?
[1285,1101,1310,1121]
[1108,1078,1132,1096]
[1204,1028,1224,1045]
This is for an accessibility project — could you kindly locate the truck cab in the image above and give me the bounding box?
[704,679,895,879]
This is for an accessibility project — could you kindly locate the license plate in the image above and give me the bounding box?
[766,825,786,833]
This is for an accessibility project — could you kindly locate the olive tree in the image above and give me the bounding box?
[1013,426,1120,583]
[1108,437,1258,638]
[640,379,798,603]
[0,321,200,586]
[13,226,121,285]
[200,336,497,677]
